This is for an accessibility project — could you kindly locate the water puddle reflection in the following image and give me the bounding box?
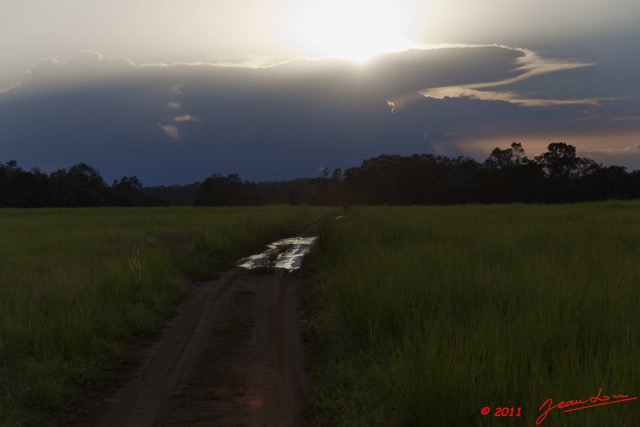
[236,236,317,272]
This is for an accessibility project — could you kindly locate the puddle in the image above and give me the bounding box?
[236,237,317,272]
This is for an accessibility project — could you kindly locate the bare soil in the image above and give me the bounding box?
[66,267,308,427]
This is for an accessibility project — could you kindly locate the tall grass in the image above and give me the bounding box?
[0,206,334,427]
[304,203,640,426]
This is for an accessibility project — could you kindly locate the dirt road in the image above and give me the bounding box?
[81,267,307,427]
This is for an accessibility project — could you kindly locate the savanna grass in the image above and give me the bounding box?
[303,202,640,426]
[0,206,335,427]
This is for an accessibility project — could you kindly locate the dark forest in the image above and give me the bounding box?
[2,142,640,208]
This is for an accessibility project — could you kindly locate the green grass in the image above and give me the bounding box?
[303,202,640,426]
[0,206,336,427]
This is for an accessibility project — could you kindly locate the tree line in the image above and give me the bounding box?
[336,142,640,205]
[2,142,640,207]
[0,161,167,207]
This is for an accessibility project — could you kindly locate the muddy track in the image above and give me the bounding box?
[82,267,307,427]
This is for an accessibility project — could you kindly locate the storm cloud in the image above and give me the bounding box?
[0,46,638,185]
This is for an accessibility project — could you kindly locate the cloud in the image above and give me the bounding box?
[611,106,640,122]
[173,114,200,123]
[18,51,136,93]
[155,113,201,139]
[421,86,612,108]
[1,45,638,184]
[414,47,606,109]
[169,84,185,96]
[578,144,640,171]
[65,51,136,70]
[476,48,595,88]
[0,82,21,93]
[157,123,180,139]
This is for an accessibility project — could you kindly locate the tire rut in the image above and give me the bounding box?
[91,267,306,427]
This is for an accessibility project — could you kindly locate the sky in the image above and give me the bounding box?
[1,0,639,185]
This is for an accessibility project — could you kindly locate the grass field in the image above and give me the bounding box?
[303,202,640,426]
[0,206,335,427]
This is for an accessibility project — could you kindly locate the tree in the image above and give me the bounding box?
[50,163,109,206]
[194,174,228,206]
[0,161,52,207]
[112,176,144,206]
[194,173,259,206]
[582,165,629,200]
[534,142,581,179]
[485,142,528,170]
[482,143,544,203]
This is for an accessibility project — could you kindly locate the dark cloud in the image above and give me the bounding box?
[0,46,638,185]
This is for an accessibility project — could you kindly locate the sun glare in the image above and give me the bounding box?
[288,0,415,62]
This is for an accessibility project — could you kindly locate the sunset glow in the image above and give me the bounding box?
[287,0,416,61]
[1,0,639,184]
